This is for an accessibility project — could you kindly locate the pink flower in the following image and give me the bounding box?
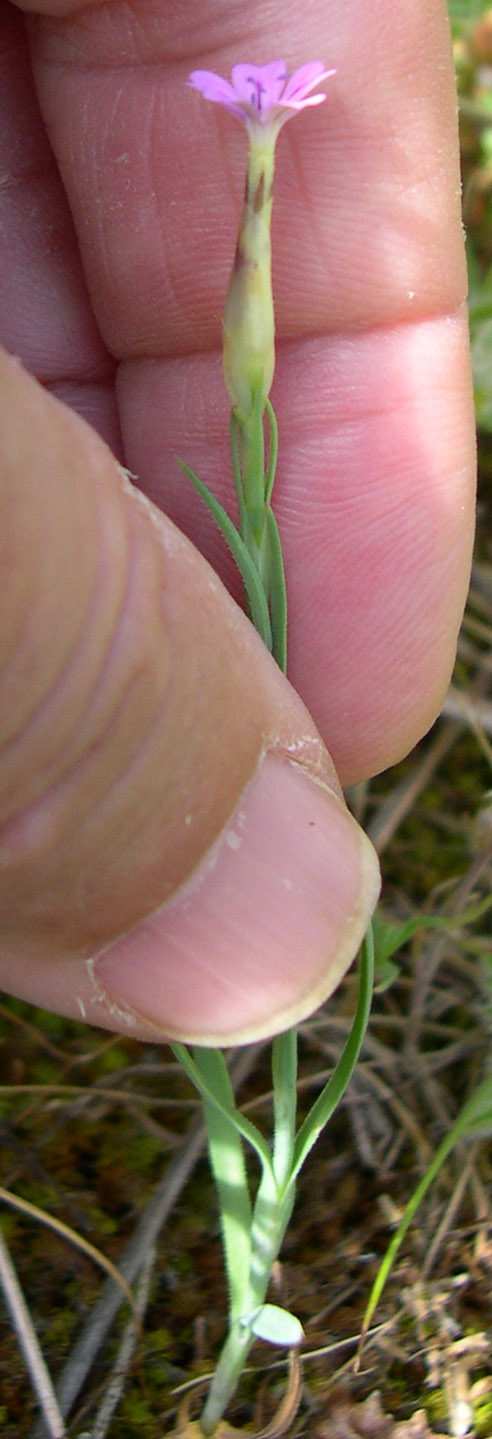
[188,60,335,135]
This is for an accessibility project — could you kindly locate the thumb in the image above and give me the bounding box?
[0,350,379,1044]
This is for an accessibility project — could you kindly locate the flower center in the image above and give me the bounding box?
[247,76,266,114]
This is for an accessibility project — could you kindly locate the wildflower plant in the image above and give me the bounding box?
[183,60,335,670]
[174,62,375,1436]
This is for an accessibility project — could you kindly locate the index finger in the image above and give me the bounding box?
[25,0,466,355]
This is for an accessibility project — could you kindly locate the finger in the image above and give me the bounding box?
[0,349,379,1042]
[15,0,476,780]
[0,2,121,447]
[20,0,468,351]
[124,315,474,783]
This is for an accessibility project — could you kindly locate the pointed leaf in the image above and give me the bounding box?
[264,398,279,504]
[171,1043,273,1175]
[264,503,287,672]
[180,460,272,651]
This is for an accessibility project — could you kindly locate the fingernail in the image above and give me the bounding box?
[89,754,380,1044]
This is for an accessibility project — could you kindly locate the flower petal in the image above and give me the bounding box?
[254,60,289,102]
[281,62,335,103]
[188,60,335,129]
[283,91,330,112]
[231,61,287,116]
[188,69,243,115]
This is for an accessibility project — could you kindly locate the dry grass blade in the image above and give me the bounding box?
[0,1184,140,1325]
[0,1224,66,1439]
[252,1350,302,1439]
[82,1244,156,1439]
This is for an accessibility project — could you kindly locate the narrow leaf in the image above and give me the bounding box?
[264,398,279,504]
[171,1043,273,1175]
[372,892,492,968]
[360,1067,492,1345]
[291,926,374,1180]
[264,504,287,673]
[180,460,272,651]
[193,1050,252,1321]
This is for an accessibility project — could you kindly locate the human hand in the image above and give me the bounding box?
[0,0,475,1043]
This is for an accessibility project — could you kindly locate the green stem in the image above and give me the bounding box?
[200,1168,294,1436]
[272,1029,297,1189]
[247,1167,295,1310]
[230,410,247,534]
[238,388,266,542]
[233,394,287,670]
[200,1030,299,1433]
[200,1323,255,1436]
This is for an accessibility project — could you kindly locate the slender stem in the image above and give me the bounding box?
[271,1029,297,1189]
[238,388,266,541]
[247,1168,295,1311]
[200,1168,294,1436]
[230,410,247,534]
[233,395,287,669]
[200,1323,255,1436]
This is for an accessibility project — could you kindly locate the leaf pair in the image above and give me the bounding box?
[180,397,287,672]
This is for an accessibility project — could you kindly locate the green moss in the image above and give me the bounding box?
[474,1392,492,1437]
[426,1389,448,1426]
[97,1044,134,1074]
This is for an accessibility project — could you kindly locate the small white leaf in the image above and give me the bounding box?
[247,1304,303,1346]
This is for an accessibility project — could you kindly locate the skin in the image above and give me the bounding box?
[0,0,476,1042]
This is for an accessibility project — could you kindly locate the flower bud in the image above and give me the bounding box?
[222,139,275,423]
